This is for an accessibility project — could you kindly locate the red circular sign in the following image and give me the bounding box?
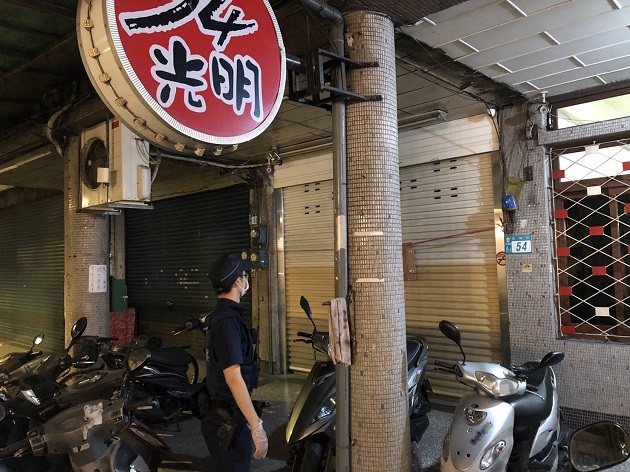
[110,0,285,144]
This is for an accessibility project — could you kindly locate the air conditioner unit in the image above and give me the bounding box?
[80,120,153,211]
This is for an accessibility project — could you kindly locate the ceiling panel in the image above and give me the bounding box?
[578,42,630,65]
[404,0,630,99]
[499,58,580,85]
[531,55,630,89]
[499,28,630,72]
[548,5,630,43]
[464,2,612,52]
[461,33,553,69]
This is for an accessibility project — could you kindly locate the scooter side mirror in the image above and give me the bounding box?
[300,296,312,317]
[71,317,88,339]
[539,351,564,369]
[439,320,466,364]
[570,421,629,472]
[66,317,88,353]
[439,320,461,346]
[32,334,44,348]
[300,296,317,332]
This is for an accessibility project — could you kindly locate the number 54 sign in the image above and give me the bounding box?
[505,235,533,254]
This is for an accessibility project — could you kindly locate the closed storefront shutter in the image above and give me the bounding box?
[401,154,501,398]
[0,196,64,349]
[283,181,334,371]
[125,185,251,360]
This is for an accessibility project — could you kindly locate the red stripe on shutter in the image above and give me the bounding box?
[552,170,565,180]
[592,266,607,276]
[589,226,604,236]
[555,209,568,219]
[561,325,576,334]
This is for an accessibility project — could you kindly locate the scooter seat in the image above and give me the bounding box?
[406,340,422,366]
[149,347,193,368]
[507,367,554,428]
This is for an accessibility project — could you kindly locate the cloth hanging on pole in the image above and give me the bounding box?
[328,297,351,366]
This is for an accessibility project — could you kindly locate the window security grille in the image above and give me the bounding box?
[551,142,630,343]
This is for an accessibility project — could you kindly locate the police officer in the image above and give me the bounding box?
[202,254,268,471]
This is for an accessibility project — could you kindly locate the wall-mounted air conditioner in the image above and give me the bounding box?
[80,120,152,211]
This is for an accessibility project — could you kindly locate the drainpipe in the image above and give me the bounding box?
[296,1,349,471]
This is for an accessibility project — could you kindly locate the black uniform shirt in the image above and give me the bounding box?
[206,298,253,404]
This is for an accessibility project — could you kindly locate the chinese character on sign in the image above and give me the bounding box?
[120,0,258,52]
[150,37,208,112]
[210,52,262,121]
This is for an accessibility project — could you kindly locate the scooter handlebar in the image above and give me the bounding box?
[434,360,457,373]
[0,437,30,459]
[172,317,204,335]
[296,331,313,339]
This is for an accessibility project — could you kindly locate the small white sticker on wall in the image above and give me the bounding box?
[89,265,108,293]
[595,307,610,318]
[587,186,602,196]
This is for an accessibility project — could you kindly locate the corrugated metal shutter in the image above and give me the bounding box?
[280,118,501,389]
[125,185,251,360]
[401,154,501,398]
[0,196,64,349]
[283,181,334,371]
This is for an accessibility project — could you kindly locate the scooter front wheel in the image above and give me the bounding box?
[292,437,332,472]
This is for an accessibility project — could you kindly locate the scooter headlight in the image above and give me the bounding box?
[475,371,521,397]
[21,388,40,405]
[480,440,506,470]
[310,395,336,425]
[442,429,451,462]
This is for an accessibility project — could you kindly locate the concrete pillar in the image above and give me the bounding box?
[64,136,110,342]
[345,11,410,471]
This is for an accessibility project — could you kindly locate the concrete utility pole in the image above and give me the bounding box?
[64,136,110,342]
[345,11,411,471]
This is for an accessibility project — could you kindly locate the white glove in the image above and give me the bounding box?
[249,418,268,459]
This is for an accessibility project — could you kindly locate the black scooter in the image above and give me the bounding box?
[0,333,45,380]
[286,296,432,472]
[120,310,207,425]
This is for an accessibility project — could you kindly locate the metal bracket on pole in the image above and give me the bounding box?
[288,48,382,110]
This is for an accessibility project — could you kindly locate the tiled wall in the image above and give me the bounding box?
[500,103,630,429]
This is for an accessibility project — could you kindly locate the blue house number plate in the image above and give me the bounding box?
[505,235,532,254]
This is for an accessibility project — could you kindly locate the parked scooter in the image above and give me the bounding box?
[120,311,206,424]
[0,317,91,405]
[0,333,44,378]
[286,296,432,472]
[0,398,170,471]
[0,318,123,472]
[436,320,567,472]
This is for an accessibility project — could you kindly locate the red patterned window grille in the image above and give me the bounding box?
[551,141,630,342]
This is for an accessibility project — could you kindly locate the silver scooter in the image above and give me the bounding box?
[436,320,565,472]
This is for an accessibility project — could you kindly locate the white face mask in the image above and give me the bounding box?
[237,278,249,298]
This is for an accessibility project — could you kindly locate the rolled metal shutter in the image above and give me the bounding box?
[0,196,64,349]
[283,181,334,371]
[401,153,501,398]
[125,185,251,359]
